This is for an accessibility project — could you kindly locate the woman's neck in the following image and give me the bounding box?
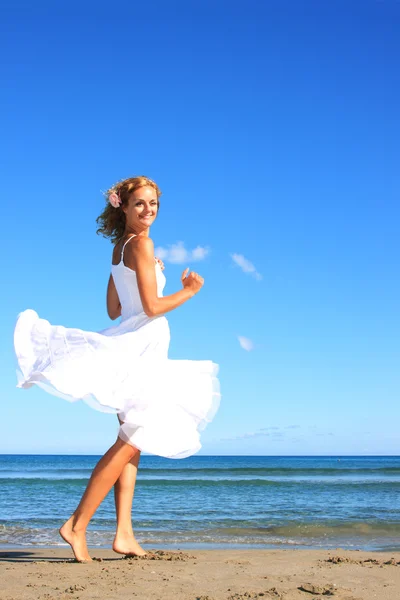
[123,226,150,238]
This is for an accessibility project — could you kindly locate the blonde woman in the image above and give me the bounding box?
[14,176,220,562]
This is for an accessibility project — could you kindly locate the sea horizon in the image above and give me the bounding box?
[2,453,399,457]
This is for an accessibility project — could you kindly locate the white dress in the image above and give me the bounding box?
[13,236,221,459]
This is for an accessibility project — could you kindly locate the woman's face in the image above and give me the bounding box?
[123,185,159,230]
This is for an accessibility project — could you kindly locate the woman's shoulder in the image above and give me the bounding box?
[133,235,154,248]
[128,236,154,261]
[116,235,154,258]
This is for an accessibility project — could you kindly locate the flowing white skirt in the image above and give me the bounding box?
[14,309,220,459]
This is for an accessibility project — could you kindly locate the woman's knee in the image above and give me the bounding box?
[116,416,141,459]
[116,435,140,459]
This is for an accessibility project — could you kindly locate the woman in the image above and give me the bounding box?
[14,175,221,562]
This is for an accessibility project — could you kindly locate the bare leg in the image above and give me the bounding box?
[59,436,139,562]
[112,415,147,556]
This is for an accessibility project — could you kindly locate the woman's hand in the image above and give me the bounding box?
[132,238,202,316]
[155,257,165,270]
[181,268,204,295]
[106,274,122,320]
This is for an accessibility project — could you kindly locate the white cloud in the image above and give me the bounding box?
[221,425,302,442]
[221,428,285,442]
[155,241,210,264]
[231,253,262,280]
[260,426,280,431]
[192,246,209,260]
[238,336,254,351]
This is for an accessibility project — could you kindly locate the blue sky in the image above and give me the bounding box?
[1,0,399,455]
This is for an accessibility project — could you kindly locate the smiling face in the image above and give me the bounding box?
[123,185,159,232]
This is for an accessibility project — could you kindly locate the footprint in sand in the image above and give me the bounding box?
[324,555,400,567]
[124,550,196,561]
[64,584,87,593]
[228,588,284,599]
[298,582,361,599]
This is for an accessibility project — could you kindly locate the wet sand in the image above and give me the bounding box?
[1,547,399,599]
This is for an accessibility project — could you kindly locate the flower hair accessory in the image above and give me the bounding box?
[108,190,121,208]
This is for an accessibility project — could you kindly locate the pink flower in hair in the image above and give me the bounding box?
[109,191,121,208]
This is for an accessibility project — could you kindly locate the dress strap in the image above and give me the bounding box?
[121,235,136,261]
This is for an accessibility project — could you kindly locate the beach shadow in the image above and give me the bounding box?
[0,551,60,562]
[0,550,120,563]
[0,549,196,563]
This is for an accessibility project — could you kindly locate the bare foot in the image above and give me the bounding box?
[113,532,148,557]
[59,516,92,563]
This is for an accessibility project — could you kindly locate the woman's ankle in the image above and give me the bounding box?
[115,528,134,538]
[68,518,87,534]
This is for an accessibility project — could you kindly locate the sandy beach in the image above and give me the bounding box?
[1,547,399,600]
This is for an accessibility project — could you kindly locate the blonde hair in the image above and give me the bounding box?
[96,176,162,243]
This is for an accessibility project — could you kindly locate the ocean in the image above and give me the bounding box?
[0,454,399,552]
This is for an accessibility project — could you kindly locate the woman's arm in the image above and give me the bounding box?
[128,236,203,317]
[106,274,122,320]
